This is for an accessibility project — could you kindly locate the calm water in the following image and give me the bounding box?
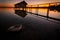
[26,8,60,19]
[0,8,60,40]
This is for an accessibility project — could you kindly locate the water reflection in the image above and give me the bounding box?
[8,10,27,32]
[26,8,60,21]
[0,8,60,40]
[15,10,27,18]
[49,5,60,12]
[0,8,24,32]
[50,7,60,12]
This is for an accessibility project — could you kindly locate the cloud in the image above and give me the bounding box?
[0,0,22,3]
[0,0,60,4]
[0,0,5,3]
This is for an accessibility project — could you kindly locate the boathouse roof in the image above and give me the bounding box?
[15,1,27,5]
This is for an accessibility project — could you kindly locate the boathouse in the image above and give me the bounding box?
[15,1,27,8]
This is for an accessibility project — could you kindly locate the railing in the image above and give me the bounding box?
[25,2,60,21]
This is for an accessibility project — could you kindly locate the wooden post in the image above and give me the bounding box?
[35,5,39,15]
[29,5,32,12]
[47,3,50,19]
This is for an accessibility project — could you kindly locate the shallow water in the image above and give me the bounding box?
[0,8,60,40]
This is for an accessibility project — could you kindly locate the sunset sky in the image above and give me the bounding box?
[0,0,60,7]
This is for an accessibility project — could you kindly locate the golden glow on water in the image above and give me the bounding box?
[14,8,23,10]
[0,8,60,19]
[29,8,48,16]
[49,11,60,19]
[26,8,60,19]
[38,8,48,16]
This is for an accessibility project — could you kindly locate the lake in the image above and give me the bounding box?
[26,8,60,19]
[0,8,60,40]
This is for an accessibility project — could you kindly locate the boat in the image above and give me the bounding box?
[8,24,23,32]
